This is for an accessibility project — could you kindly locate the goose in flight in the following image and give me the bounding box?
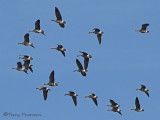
[12,62,27,74]
[84,93,98,106]
[50,44,66,57]
[44,70,59,86]
[36,86,51,101]
[135,24,149,33]
[65,91,78,106]
[18,33,35,48]
[89,28,104,44]
[136,85,149,97]
[130,97,144,112]
[51,7,66,28]
[29,19,46,35]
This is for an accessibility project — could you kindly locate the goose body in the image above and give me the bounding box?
[136,85,149,97]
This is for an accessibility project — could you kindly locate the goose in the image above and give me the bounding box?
[73,59,87,76]
[23,60,33,73]
[65,91,78,106]
[29,19,46,35]
[18,55,33,60]
[18,33,35,48]
[135,24,149,33]
[106,99,120,108]
[107,107,122,115]
[84,93,98,106]
[77,51,92,70]
[131,97,144,112]
[12,62,27,74]
[43,70,58,86]
[50,44,66,57]
[136,85,149,97]
[89,28,104,44]
[36,86,51,101]
[51,7,66,28]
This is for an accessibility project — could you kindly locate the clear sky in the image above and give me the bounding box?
[0,0,160,119]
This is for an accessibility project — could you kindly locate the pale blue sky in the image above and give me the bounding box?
[0,0,160,119]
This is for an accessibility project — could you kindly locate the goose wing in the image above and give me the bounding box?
[24,33,29,43]
[55,7,62,20]
[49,70,55,83]
[97,34,102,44]
[35,19,40,30]
[141,24,149,30]
[135,97,140,109]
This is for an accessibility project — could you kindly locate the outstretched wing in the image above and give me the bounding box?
[141,85,146,89]
[61,51,65,57]
[145,91,149,97]
[72,96,77,106]
[141,24,149,30]
[24,33,29,43]
[49,70,55,83]
[110,99,118,106]
[17,62,22,68]
[97,34,102,44]
[76,59,83,70]
[43,90,48,101]
[94,28,100,32]
[35,19,40,30]
[92,98,98,106]
[84,58,89,70]
[55,7,62,20]
[135,97,140,109]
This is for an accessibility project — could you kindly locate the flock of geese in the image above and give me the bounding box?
[12,6,150,116]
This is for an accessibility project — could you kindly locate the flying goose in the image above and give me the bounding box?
[89,28,104,44]
[12,62,27,74]
[18,33,35,48]
[50,44,66,57]
[36,86,51,101]
[135,24,149,33]
[44,70,58,86]
[65,91,78,106]
[29,19,46,35]
[136,85,149,97]
[51,7,66,28]
[131,97,144,112]
[84,93,98,106]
